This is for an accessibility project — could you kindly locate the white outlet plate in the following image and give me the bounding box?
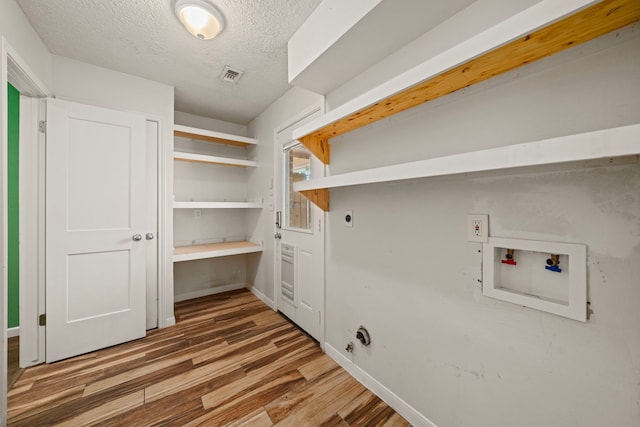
[344,210,353,227]
[467,214,488,242]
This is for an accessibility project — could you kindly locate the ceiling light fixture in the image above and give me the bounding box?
[175,0,225,40]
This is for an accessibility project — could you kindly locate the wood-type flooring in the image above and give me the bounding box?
[8,289,410,426]
[8,336,23,390]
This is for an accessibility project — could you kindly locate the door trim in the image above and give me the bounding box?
[18,96,46,367]
[2,35,50,425]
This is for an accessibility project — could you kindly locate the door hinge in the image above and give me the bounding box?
[318,220,321,232]
[38,121,46,134]
[39,313,46,326]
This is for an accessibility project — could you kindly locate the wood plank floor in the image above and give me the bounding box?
[8,289,410,426]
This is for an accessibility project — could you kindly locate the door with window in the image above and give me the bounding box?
[274,104,324,343]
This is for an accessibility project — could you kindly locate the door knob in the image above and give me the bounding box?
[274,232,281,239]
[145,233,155,240]
[132,234,143,241]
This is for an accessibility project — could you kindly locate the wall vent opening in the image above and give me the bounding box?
[220,66,244,84]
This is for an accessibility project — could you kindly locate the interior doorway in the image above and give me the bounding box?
[2,39,50,423]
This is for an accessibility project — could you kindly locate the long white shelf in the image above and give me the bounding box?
[294,124,640,192]
[174,151,258,168]
[173,241,263,262]
[174,124,257,147]
[291,0,597,141]
[173,201,263,209]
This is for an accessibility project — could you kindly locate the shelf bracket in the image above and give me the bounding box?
[300,188,330,212]
[299,134,330,165]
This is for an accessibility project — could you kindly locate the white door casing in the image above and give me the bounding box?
[46,98,147,362]
[145,120,159,330]
[274,103,325,343]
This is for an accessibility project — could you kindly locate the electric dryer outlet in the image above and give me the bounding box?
[344,210,353,227]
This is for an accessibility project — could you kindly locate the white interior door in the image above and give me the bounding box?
[274,104,324,343]
[46,99,147,362]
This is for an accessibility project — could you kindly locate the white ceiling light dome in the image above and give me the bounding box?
[175,0,225,40]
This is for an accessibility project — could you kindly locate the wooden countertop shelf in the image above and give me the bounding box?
[174,201,263,209]
[173,241,263,262]
[294,124,640,210]
[173,151,258,168]
[174,125,257,147]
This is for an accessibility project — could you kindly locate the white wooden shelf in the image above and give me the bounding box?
[173,151,258,168]
[173,241,263,262]
[174,124,257,147]
[173,201,263,209]
[294,124,640,193]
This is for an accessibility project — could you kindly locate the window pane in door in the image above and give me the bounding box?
[284,144,311,230]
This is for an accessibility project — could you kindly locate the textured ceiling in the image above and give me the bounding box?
[17,0,322,124]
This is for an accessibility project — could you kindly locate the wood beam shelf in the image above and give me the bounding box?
[291,0,640,211]
[294,124,640,211]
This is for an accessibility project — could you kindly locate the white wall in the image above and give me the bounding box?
[246,86,323,305]
[0,0,51,90]
[50,55,176,327]
[322,24,640,427]
[325,0,540,110]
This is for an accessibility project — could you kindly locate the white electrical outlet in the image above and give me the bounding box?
[344,210,353,227]
[467,214,488,242]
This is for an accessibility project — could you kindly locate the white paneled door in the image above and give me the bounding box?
[46,99,147,362]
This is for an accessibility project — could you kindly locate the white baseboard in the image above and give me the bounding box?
[7,327,19,338]
[174,283,246,303]
[247,285,275,310]
[324,344,437,427]
[162,317,176,328]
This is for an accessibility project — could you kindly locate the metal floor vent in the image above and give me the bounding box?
[220,66,243,84]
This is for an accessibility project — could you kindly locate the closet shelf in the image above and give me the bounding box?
[173,241,263,262]
[294,124,640,207]
[291,0,639,165]
[174,124,257,147]
[174,151,258,168]
[173,201,263,209]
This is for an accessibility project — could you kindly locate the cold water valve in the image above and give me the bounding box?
[545,254,562,273]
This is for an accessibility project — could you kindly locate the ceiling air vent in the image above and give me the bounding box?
[220,66,243,85]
